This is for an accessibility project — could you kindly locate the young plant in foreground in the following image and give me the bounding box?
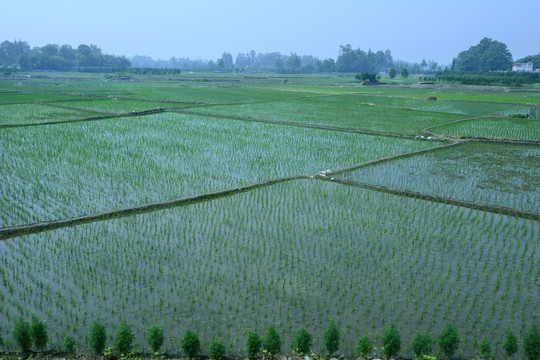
[478,336,491,359]
[262,325,281,355]
[382,322,401,359]
[355,335,372,359]
[181,330,201,358]
[88,321,107,355]
[30,315,48,351]
[146,325,164,354]
[523,324,540,360]
[246,331,261,359]
[438,324,460,359]
[502,328,518,359]
[13,318,32,351]
[323,320,340,355]
[411,331,432,358]
[115,321,134,354]
[209,337,226,360]
[63,335,76,353]
[292,328,312,356]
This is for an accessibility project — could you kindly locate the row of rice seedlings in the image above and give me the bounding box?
[316,94,532,118]
[0,113,436,227]
[0,93,87,105]
[0,103,97,125]
[193,96,468,135]
[264,83,540,103]
[340,142,540,213]
[50,99,186,114]
[433,117,540,141]
[0,180,537,356]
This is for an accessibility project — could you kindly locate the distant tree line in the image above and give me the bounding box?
[4,38,538,78]
[0,40,130,71]
[4,315,540,360]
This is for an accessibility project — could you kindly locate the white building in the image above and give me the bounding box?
[512,62,534,72]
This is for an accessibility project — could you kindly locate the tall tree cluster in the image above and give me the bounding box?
[0,40,130,71]
[453,37,513,72]
[336,44,393,73]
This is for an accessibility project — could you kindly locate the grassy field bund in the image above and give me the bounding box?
[0,72,538,359]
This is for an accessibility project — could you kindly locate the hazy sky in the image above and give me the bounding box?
[2,0,539,65]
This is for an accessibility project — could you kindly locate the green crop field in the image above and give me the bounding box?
[432,117,540,141]
[0,72,538,359]
[339,142,540,213]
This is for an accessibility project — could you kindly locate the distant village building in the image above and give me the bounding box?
[512,62,534,72]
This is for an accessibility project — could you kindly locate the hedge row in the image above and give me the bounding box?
[3,317,540,360]
[433,72,540,86]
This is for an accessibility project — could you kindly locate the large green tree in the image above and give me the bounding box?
[454,37,513,72]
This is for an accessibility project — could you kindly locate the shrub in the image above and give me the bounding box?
[323,320,340,355]
[389,68,397,79]
[115,322,134,355]
[181,330,201,358]
[411,331,432,358]
[246,331,261,358]
[523,324,540,360]
[146,325,164,354]
[355,335,372,359]
[31,315,48,351]
[13,318,32,351]
[262,325,281,355]
[209,338,226,360]
[63,335,76,353]
[292,328,312,356]
[438,324,460,359]
[382,322,401,359]
[88,321,107,354]
[502,328,518,358]
[401,67,409,78]
[478,337,491,359]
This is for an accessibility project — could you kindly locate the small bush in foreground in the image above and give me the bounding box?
[209,337,226,360]
[355,335,372,359]
[88,321,107,355]
[262,325,281,355]
[438,324,460,359]
[478,336,491,359]
[181,330,201,358]
[146,325,164,354]
[523,324,540,360]
[324,320,340,355]
[382,322,401,359]
[63,334,76,353]
[31,315,48,351]
[13,318,31,351]
[292,328,312,356]
[246,331,261,358]
[502,328,518,358]
[411,331,432,358]
[115,321,134,354]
